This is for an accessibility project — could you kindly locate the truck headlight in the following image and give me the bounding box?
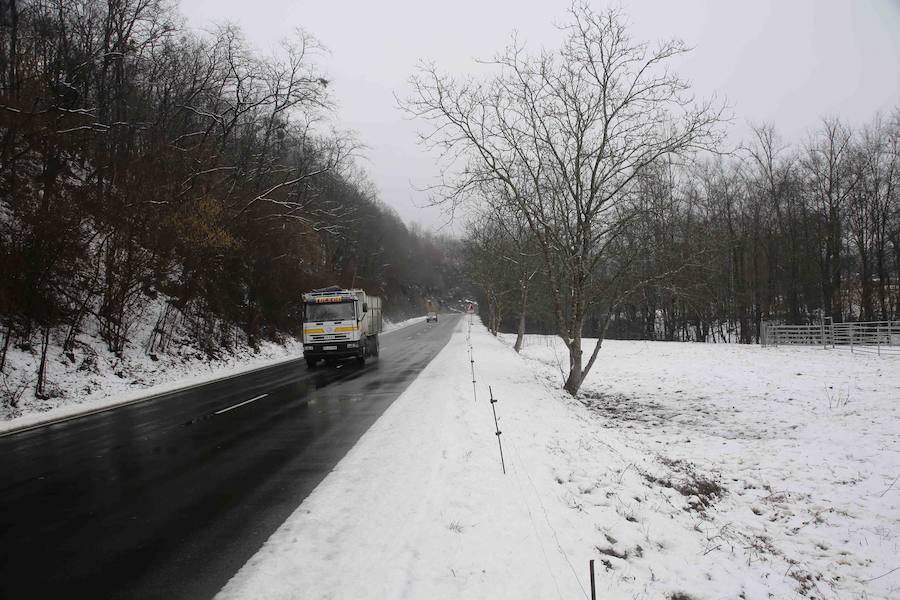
[304,345,313,351]
[346,342,359,348]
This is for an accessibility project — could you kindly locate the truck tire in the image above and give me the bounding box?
[305,357,317,369]
[362,335,378,359]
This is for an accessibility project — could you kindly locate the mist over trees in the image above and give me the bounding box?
[406,3,899,395]
[0,0,462,400]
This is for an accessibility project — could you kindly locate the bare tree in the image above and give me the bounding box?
[403,3,723,394]
[801,118,859,322]
[495,203,542,353]
[847,113,899,320]
[745,124,805,324]
[465,212,517,336]
[466,200,542,348]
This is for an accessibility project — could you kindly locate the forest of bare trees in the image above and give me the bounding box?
[409,3,899,395]
[465,115,899,349]
[0,0,463,400]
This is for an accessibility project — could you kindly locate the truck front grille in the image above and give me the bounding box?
[311,334,351,342]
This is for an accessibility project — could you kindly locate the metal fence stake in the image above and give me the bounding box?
[821,319,826,350]
[488,386,506,474]
[589,559,596,600]
[470,351,477,403]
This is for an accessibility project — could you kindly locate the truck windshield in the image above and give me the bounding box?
[306,301,355,322]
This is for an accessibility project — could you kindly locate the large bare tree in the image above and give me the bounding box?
[403,3,723,394]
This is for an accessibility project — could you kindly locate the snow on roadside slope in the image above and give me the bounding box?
[0,319,305,431]
[383,316,425,333]
[0,339,304,434]
[1,314,423,433]
[217,319,900,600]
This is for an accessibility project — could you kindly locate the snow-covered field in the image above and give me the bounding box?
[0,314,423,433]
[218,317,900,600]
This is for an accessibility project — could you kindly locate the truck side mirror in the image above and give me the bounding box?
[362,303,368,313]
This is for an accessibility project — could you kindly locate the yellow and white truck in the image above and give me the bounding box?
[301,286,383,368]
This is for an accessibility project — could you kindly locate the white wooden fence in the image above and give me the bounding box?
[761,320,900,355]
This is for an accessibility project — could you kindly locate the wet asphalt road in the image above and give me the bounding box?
[0,315,459,599]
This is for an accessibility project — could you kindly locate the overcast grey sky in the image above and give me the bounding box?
[179,0,900,231]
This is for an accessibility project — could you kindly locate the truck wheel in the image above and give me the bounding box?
[305,358,317,369]
[356,352,366,366]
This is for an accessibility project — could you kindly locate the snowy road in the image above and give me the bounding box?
[0,315,459,599]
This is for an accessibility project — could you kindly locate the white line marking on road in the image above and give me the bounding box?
[214,394,268,415]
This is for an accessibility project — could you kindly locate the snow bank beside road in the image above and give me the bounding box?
[383,316,425,333]
[1,314,425,434]
[219,320,900,599]
[0,335,305,434]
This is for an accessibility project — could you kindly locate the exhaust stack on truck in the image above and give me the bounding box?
[301,286,383,368]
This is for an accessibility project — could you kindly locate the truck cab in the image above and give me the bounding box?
[302,287,382,368]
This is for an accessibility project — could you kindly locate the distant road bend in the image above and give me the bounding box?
[0,315,460,599]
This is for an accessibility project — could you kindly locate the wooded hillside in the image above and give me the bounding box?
[0,0,463,401]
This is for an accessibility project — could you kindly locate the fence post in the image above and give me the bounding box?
[589,559,596,600]
[829,317,835,348]
[470,348,477,403]
[488,386,506,474]
[466,314,477,402]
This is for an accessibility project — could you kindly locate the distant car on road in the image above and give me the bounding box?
[426,312,438,323]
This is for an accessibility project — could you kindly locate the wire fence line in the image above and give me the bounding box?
[761,320,900,355]
[464,313,590,600]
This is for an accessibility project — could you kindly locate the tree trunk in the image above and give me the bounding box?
[35,326,51,399]
[513,312,525,351]
[563,338,583,396]
[8,0,18,95]
[644,302,656,340]
[0,322,11,373]
[859,252,874,321]
[876,243,888,319]
[513,276,528,353]
[829,213,843,321]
